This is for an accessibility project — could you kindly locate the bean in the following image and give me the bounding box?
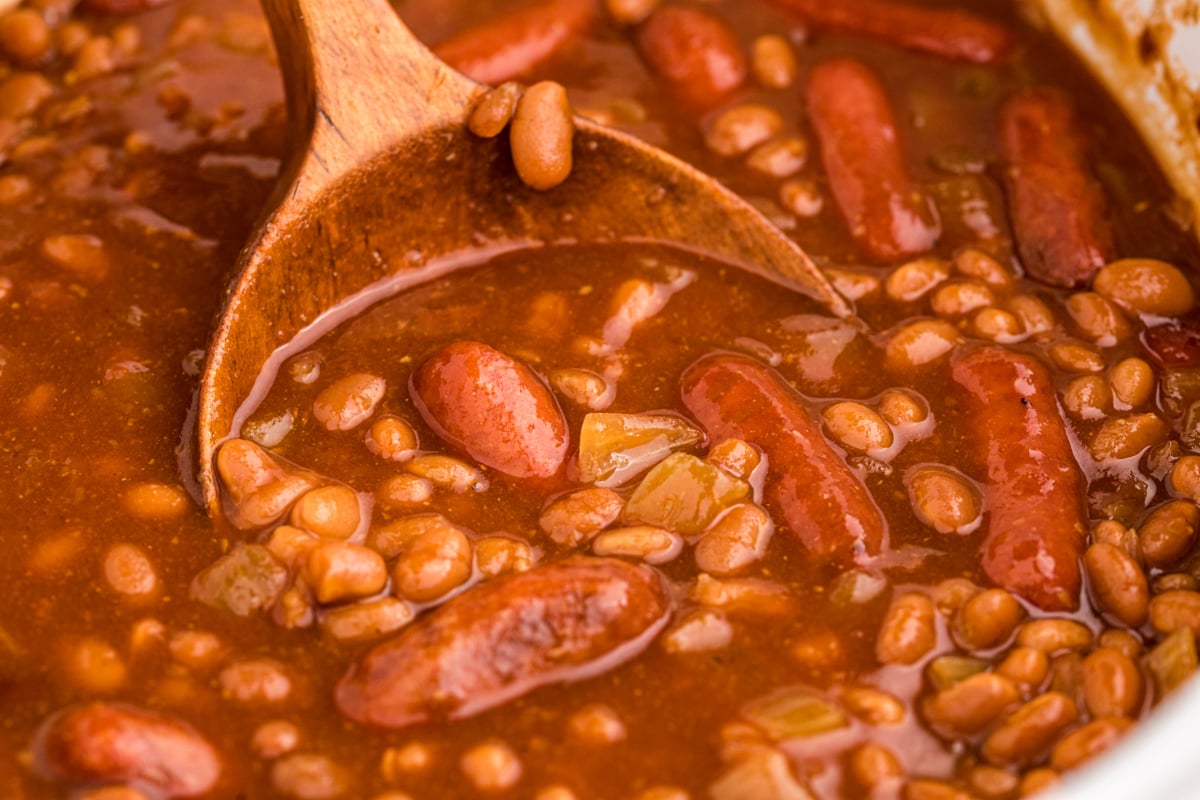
[703,103,783,157]
[34,703,220,797]
[468,82,521,138]
[1097,629,1143,659]
[876,592,936,665]
[807,59,940,261]
[1019,769,1059,796]
[848,743,904,790]
[270,753,350,800]
[551,368,611,410]
[364,416,418,461]
[768,0,1014,63]
[823,401,894,452]
[749,34,797,89]
[778,177,823,217]
[932,577,982,617]
[1094,258,1195,317]
[1005,294,1056,334]
[252,720,300,760]
[953,588,1024,651]
[290,485,361,540]
[682,355,884,564]
[1061,375,1111,420]
[0,9,51,65]
[265,525,319,569]
[1015,619,1092,653]
[1150,590,1200,637]
[312,373,386,431]
[908,466,981,535]
[593,525,682,565]
[0,71,52,118]
[972,307,1025,342]
[661,608,732,653]
[691,574,794,617]
[376,474,434,509]
[1049,341,1104,373]
[536,786,579,800]
[878,389,928,426]
[932,281,994,318]
[1083,542,1149,627]
[306,542,387,604]
[167,631,224,671]
[103,543,158,598]
[996,647,1050,690]
[1090,413,1169,461]
[1065,292,1131,345]
[746,135,807,177]
[1109,358,1155,407]
[886,257,951,303]
[1140,500,1200,569]
[982,692,1078,767]
[967,765,1019,799]
[460,741,522,791]
[841,686,905,725]
[368,514,464,559]
[406,454,488,493]
[1050,717,1133,772]
[885,320,961,372]
[706,438,762,481]
[474,536,535,578]
[539,487,624,546]
[568,703,627,745]
[338,557,669,728]
[435,0,596,85]
[1081,647,1143,718]
[414,341,568,479]
[510,81,574,191]
[694,504,773,576]
[904,779,975,800]
[219,658,292,705]
[923,672,1019,736]
[635,5,746,108]
[320,597,414,644]
[1171,456,1200,503]
[955,249,1014,291]
[605,0,658,26]
[391,525,474,603]
[1091,519,1139,560]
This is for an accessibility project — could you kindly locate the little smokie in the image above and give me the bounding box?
[3,0,1200,799]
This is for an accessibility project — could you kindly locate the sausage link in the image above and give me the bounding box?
[435,0,598,86]
[681,353,885,565]
[336,556,670,728]
[768,0,1014,64]
[33,703,221,798]
[998,88,1115,288]
[412,340,569,479]
[806,59,940,263]
[951,347,1088,611]
[636,4,747,109]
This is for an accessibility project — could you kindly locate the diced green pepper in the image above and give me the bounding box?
[578,413,703,488]
[623,452,751,535]
[741,687,848,741]
[191,544,288,617]
[926,655,990,692]
[1145,628,1198,698]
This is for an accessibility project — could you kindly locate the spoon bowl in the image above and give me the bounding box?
[196,0,849,513]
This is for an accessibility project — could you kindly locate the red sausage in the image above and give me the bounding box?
[412,340,569,479]
[681,353,885,565]
[435,0,598,86]
[769,0,1014,64]
[998,88,1115,288]
[636,4,747,109]
[806,59,941,263]
[1145,311,1200,367]
[34,703,221,798]
[337,556,670,728]
[951,347,1088,611]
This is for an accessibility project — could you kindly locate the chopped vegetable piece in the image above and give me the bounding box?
[741,687,848,740]
[927,655,992,691]
[578,412,704,487]
[190,545,288,617]
[710,750,816,800]
[623,452,751,535]
[1144,628,1198,698]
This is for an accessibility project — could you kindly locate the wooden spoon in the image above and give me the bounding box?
[195,0,850,514]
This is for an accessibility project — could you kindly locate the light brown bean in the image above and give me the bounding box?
[1094,258,1195,316]
[996,646,1050,691]
[1016,619,1093,653]
[704,103,783,157]
[539,487,624,546]
[875,592,936,665]
[1065,291,1131,345]
[848,742,904,790]
[365,415,419,461]
[885,258,951,302]
[510,81,574,191]
[1090,413,1170,461]
[982,692,1079,767]
[1140,500,1200,569]
[406,454,488,493]
[312,373,386,431]
[694,504,773,576]
[306,542,388,604]
[1150,590,1200,638]
[391,525,474,603]
[1081,647,1143,718]
[923,672,1019,736]
[885,320,961,372]
[468,82,521,138]
[749,34,796,88]
[953,588,1024,651]
[1083,542,1148,627]
[592,526,682,564]
[908,466,980,534]
[1062,375,1111,420]
[1049,717,1133,772]
[1109,358,1155,407]
[745,135,807,178]
[823,401,894,452]
[290,485,361,540]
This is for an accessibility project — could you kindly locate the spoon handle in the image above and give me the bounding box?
[260,0,481,208]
